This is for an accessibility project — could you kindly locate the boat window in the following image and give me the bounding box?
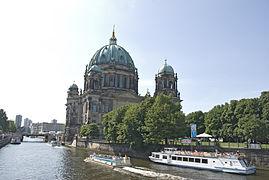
[172,156,176,160]
[177,157,182,161]
[156,154,160,158]
[189,158,194,162]
[213,161,215,163]
[195,158,200,163]
[243,159,250,167]
[163,155,167,159]
[202,159,208,164]
[183,157,188,161]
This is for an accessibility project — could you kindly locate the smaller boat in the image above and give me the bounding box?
[10,137,21,144]
[84,153,131,168]
[50,140,61,147]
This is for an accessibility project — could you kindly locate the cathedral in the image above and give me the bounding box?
[64,29,181,142]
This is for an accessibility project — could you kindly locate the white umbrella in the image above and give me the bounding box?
[196,133,212,138]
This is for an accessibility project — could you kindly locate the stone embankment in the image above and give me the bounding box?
[0,136,11,149]
[69,138,269,170]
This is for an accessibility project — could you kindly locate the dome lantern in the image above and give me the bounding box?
[109,25,117,45]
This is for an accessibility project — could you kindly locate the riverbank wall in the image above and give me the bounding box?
[71,139,269,170]
[0,136,11,149]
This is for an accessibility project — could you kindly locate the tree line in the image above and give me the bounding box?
[99,91,269,148]
[0,109,17,133]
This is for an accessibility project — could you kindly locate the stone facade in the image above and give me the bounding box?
[30,122,64,134]
[64,30,181,143]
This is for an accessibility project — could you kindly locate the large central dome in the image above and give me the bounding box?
[88,30,136,70]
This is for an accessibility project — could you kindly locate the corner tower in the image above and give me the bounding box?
[154,59,181,101]
[64,82,82,142]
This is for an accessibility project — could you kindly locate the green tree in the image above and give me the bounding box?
[117,97,155,149]
[185,111,205,135]
[7,120,17,133]
[80,123,99,138]
[260,91,269,141]
[237,98,264,142]
[204,104,225,139]
[143,93,185,145]
[0,109,8,132]
[102,104,131,142]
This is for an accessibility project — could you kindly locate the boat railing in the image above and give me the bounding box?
[174,151,244,159]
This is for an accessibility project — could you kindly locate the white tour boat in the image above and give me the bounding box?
[149,148,256,175]
[84,153,131,168]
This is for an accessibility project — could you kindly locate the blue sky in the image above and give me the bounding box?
[0,0,268,123]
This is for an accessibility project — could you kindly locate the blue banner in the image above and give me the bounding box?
[191,124,196,138]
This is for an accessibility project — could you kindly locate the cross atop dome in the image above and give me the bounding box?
[109,25,117,45]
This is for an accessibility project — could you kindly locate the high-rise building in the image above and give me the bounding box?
[15,115,22,128]
[24,118,32,128]
[23,118,32,133]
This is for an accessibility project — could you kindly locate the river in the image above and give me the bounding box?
[0,137,268,180]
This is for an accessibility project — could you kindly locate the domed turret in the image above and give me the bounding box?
[88,28,136,70]
[158,59,174,74]
[68,82,79,97]
[69,83,78,90]
[154,59,180,100]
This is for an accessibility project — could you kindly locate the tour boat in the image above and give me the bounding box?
[149,148,256,175]
[10,137,21,144]
[84,153,131,168]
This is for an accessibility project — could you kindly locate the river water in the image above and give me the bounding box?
[0,137,268,180]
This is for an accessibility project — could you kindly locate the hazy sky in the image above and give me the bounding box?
[0,0,268,123]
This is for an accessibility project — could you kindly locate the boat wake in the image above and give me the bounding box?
[114,166,190,180]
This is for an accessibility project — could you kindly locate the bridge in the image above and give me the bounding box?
[13,132,63,143]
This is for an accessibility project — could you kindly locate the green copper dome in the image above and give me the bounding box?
[88,30,136,70]
[69,83,78,90]
[158,59,174,74]
[89,65,102,72]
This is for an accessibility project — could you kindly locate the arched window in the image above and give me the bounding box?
[123,76,127,88]
[119,75,123,88]
[90,80,94,89]
[164,78,167,88]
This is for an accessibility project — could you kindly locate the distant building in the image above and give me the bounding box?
[24,118,32,128]
[30,123,42,134]
[15,115,22,128]
[23,118,32,133]
[30,122,64,134]
[51,119,57,124]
